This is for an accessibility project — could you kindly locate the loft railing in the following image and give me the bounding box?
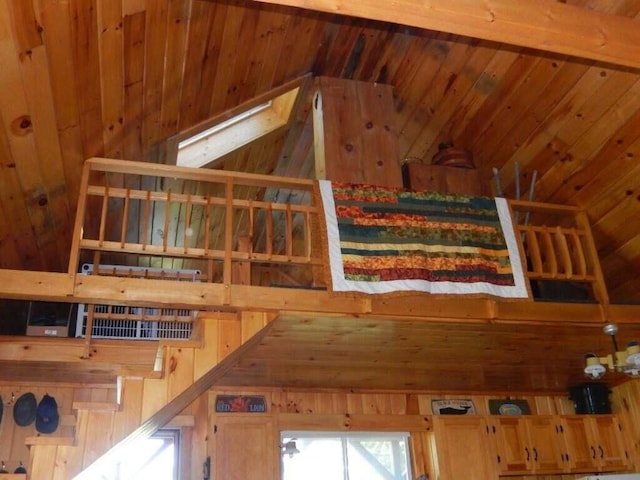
[68,158,322,288]
[509,200,608,305]
[69,158,608,306]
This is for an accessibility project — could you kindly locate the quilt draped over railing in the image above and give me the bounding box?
[318,180,528,298]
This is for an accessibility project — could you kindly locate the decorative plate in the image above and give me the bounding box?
[488,399,531,415]
[432,399,476,415]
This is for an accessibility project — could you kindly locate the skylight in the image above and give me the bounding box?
[176,87,300,169]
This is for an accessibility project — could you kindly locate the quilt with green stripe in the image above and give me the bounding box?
[318,180,528,298]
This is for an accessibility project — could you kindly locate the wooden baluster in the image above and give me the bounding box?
[541,227,558,277]
[525,228,543,276]
[266,203,273,259]
[286,203,293,258]
[163,191,171,253]
[184,193,192,255]
[223,178,233,303]
[248,199,255,257]
[304,209,312,261]
[142,190,151,251]
[568,228,587,279]
[554,226,572,278]
[120,188,130,249]
[98,185,109,248]
[204,195,213,283]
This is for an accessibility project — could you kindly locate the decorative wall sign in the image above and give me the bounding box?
[214,395,267,413]
[488,399,531,415]
[431,399,476,415]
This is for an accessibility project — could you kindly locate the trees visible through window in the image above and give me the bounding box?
[280,431,412,480]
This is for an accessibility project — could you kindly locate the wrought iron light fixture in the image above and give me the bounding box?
[584,323,640,379]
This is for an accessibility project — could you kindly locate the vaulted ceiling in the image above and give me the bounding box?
[1,0,639,303]
[2,0,640,394]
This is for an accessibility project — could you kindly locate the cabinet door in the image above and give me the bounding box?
[433,416,495,480]
[490,417,530,474]
[212,416,277,480]
[561,416,598,472]
[591,415,628,471]
[526,416,565,473]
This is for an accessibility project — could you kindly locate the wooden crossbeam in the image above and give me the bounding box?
[249,0,640,69]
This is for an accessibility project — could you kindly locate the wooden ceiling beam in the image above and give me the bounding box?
[3,268,640,325]
[250,0,640,69]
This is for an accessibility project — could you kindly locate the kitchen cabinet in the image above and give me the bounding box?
[431,416,496,480]
[489,415,565,475]
[561,415,628,473]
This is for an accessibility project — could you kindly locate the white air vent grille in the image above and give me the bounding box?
[76,264,200,341]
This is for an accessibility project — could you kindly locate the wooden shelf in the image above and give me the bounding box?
[72,401,120,412]
[25,435,75,446]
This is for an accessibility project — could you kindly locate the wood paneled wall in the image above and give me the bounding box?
[209,388,580,480]
[0,311,268,479]
[4,310,640,479]
[0,383,115,474]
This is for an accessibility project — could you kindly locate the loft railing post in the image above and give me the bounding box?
[67,160,93,277]
[576,210,610,306]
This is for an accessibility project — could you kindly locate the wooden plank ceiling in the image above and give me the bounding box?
[220,313,640,394]
[1,0,640,393]
[1,0,639,302]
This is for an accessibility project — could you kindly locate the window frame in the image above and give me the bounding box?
[280,430,412,480]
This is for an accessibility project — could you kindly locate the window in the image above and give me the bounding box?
[175,86,300,169]
[281,431,412,480]
[89,429,180,480]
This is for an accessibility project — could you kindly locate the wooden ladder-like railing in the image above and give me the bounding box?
[68,157,322,285]
[510,200,608,305]
[68,158,609,306]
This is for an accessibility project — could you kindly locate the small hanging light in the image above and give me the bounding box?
[584,323,640,379]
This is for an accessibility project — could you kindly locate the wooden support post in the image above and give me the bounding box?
[68,163,92,276]
[231,235,252,286]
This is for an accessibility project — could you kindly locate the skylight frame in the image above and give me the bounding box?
[169,77,306,169]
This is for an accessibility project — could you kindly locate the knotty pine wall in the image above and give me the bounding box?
[0,311,269,479]
[3,309,640,479]
[208,388,591,480]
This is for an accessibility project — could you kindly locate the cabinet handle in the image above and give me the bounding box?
[599,445,604,459]
[533,448,538,461]
[591,446,596,459]
[525,447,530,461]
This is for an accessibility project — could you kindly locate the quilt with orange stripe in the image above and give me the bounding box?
[318,180,528,298]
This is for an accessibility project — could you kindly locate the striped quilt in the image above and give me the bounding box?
[318,180,528,298]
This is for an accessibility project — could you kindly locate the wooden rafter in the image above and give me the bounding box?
[249,0,640,69]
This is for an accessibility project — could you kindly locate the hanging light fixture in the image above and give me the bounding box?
[584,323,640,379]
[281,440,300,458]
